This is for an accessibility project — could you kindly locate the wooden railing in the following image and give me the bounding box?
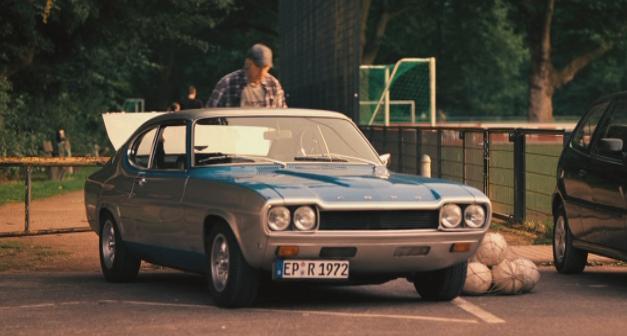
[0,157,110,237]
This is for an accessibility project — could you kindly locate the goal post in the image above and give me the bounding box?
[359,58,436,126]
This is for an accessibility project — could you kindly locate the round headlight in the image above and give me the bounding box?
[464,205,486,228]
[294,206,317,231]
[268,206,291,231]
[440,204,462,228]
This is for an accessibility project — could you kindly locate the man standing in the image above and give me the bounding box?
[207,43,287,108]
[181,85,204,109]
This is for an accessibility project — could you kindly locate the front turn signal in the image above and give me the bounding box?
[450,243,471,253]
[276,246,300,258]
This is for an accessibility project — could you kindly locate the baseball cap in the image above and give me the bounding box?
[247,43,273,68]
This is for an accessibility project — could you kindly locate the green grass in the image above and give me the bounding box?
[0,240,68,272]
[0,167,98,205]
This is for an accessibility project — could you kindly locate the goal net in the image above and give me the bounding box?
[359,58,436,126]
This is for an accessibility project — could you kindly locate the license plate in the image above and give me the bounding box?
[274,260,349,279]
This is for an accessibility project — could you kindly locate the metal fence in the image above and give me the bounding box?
[279,0,361,121]
[0,157,109,237]
[361,126,567,224]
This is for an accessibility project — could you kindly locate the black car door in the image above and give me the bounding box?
[586,100,627,253]
[560,102,608,242]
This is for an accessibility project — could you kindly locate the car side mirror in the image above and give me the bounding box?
[379,153,391,167]
[598,138,623,155]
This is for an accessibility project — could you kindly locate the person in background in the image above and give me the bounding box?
[207,43,287,108]
[181,86,204,110]
[168,102,181,112]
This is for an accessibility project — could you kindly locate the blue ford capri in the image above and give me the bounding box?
[85,108,491,307]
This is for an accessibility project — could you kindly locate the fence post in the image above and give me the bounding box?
[421,155,431,178]
[436,129,442,178]
[483,130,490,195]
[415,128,423,176]
[460,130,466,184]
[24,166,32,232]
[512,130,526,224]
[397,127,403,172]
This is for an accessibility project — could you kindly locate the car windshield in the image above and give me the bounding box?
[193,116,380,166]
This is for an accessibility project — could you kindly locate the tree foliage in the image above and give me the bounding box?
[0,0,277,156]
[363,0,627,121]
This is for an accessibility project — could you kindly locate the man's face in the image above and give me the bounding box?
[246,60,271,83]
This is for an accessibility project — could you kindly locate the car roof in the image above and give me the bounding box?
[148,108,352,124]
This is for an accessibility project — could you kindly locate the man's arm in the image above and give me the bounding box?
[206,78,227,107]
[276,81,287,108]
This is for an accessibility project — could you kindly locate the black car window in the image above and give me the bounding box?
[153,125,187,170]
[592,100,627,161]
[571,102,607,152]
[129,127,158,169]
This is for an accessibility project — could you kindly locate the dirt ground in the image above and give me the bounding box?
[0,190,536,273]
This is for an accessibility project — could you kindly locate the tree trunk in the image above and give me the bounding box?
[527,0,555,122]
[528,68,554,122]
[360,0,396,65]
[526,0,612,122]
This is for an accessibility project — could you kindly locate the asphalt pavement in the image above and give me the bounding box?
[1,266,626,336]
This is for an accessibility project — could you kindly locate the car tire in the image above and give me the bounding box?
[413,261,467,301]
[553,205,587,274]
[207,224,258,308]
[99,214,141,282]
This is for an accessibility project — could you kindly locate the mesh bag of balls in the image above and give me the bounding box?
[463,232,540,295]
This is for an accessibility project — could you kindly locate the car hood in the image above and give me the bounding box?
[192,164,484,207]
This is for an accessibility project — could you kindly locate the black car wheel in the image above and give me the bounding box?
[99,214,141,282]
[413,261,467,301]
[207,224,258,308]
[553,205,587,274]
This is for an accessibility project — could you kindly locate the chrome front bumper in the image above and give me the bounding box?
[255,229,486,273]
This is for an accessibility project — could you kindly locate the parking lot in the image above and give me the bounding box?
[1,266,626,336]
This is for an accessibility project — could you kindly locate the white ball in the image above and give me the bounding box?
[492,259,524,294]
[474,232,508,267]
[512,258,540,293]
[463,262,493,295]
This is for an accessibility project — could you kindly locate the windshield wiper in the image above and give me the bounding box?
[294,153,379,166]
[294,155,348,162]
[197,152,287,167]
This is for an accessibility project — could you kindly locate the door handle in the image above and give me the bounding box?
[577,169,587,177]
[136,177,147,187]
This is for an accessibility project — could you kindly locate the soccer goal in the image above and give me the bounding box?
[359,58,436,126]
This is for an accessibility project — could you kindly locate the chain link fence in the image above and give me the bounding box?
[361,126,566,225]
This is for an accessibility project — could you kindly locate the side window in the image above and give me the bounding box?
[571,102,607,151]
[129,128,157,168]
[153,125,187,170]
[593,101,627,161]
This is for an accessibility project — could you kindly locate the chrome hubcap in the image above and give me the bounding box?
[554,215,566,263]
[101,220,116,269]
[211,234,230,292]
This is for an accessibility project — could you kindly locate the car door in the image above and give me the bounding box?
[131,122,190,256]
[118,125,159,243]
[586,100,627,253]
[560,101,608,242]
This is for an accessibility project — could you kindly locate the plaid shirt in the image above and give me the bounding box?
[207,69,287,108]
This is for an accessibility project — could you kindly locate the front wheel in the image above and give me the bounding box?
[99,214,141,282]
[207,224,258,308]
[413,261,467,301]
[553,205,587,274]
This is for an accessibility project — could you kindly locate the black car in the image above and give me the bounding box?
[553,92,627,273]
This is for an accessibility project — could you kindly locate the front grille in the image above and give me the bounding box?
[318,210,439,230]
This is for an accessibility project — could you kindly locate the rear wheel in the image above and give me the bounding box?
[99,214,141,282]
[207,224,258,308]
[413,261,467,301]
[553,205,587,274]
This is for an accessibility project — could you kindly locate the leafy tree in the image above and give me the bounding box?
[365,0,528,119]
[512,0,627,121]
